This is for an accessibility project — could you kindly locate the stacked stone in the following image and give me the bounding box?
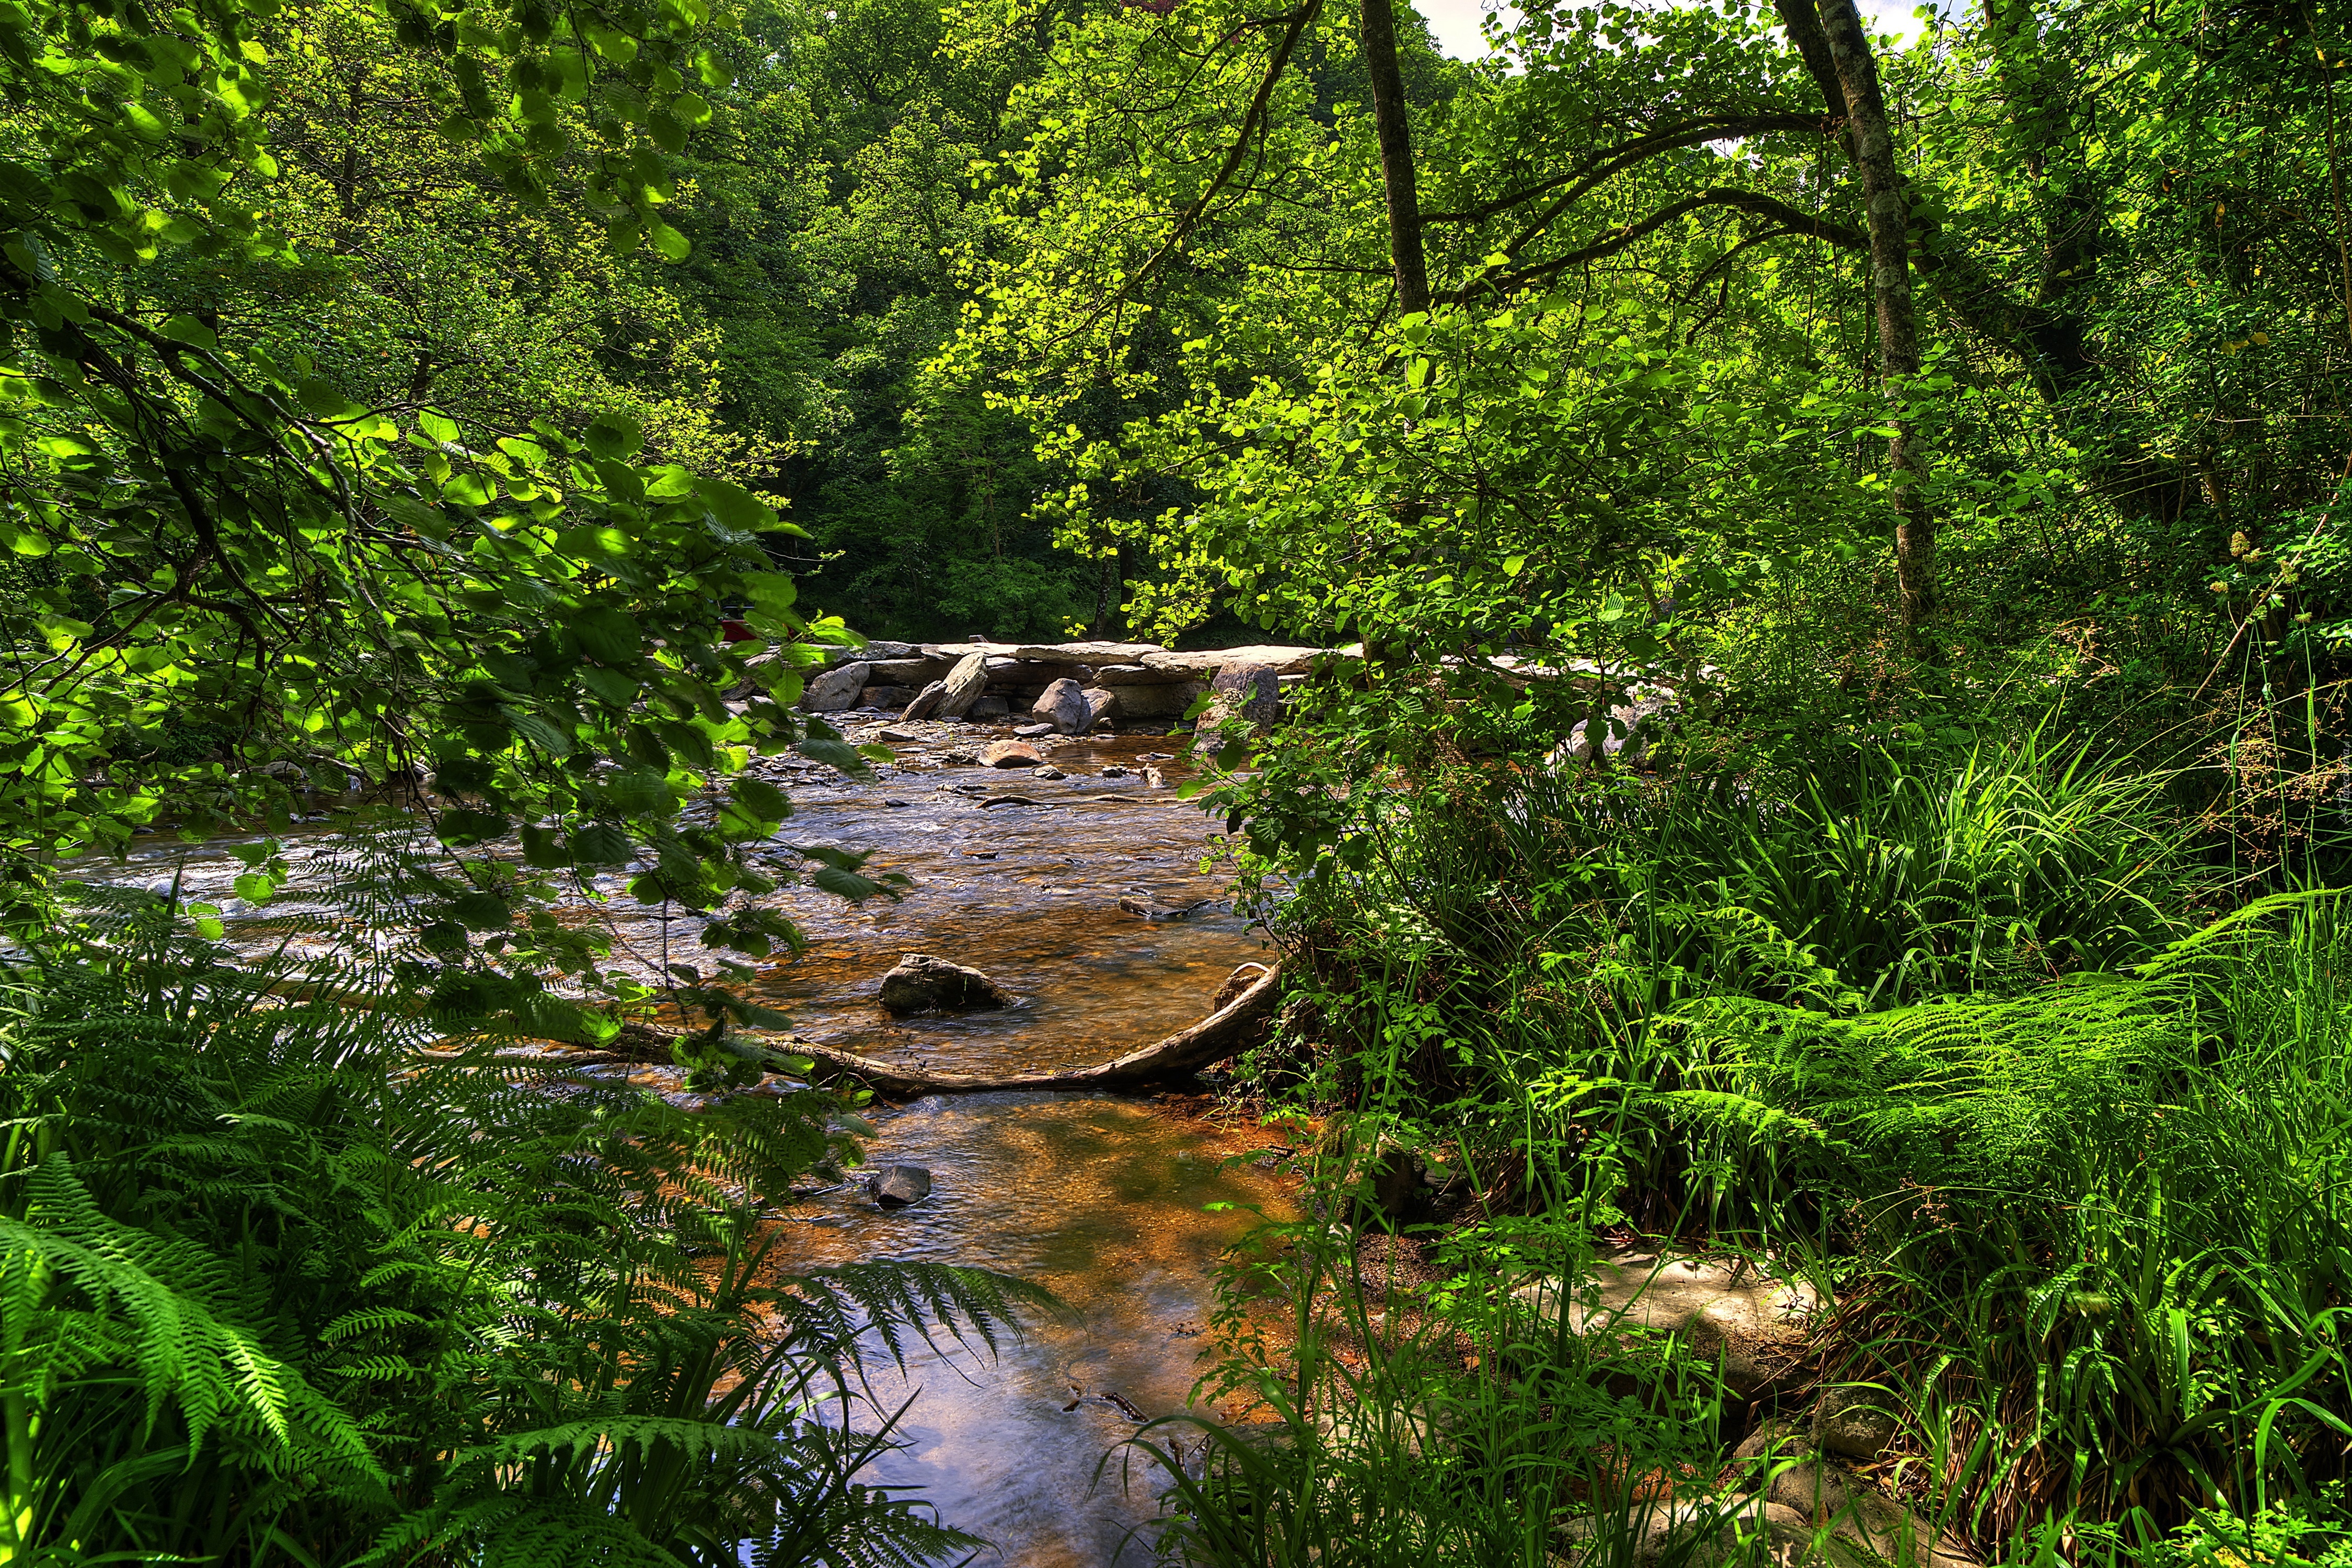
[790,637,1338,730]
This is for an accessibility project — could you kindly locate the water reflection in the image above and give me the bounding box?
[788,1092,1290,1567]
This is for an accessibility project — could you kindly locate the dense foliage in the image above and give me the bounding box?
[13,0,2352,1558]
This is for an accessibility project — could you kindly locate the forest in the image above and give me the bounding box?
[4,0,2351,1561]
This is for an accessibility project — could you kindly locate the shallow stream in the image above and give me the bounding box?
[91,720,1295,1566]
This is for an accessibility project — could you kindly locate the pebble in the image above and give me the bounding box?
[1034,766,1066,780]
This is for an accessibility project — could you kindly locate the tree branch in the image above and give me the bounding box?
[1450,188,1865,302]
[1421,113,1827,228]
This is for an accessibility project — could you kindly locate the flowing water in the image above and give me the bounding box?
[86,719,1296,1566]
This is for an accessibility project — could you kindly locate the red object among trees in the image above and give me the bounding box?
[720,619,758,644]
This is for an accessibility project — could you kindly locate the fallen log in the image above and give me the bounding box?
[775,962,1279,1098]
[424,963,1281,1096]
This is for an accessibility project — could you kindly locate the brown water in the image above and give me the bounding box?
[80,716,1297,1566]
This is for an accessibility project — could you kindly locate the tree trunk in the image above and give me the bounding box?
[1813,0,1935,630]
[1360,0,1429,315]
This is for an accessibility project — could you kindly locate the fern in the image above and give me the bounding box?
[2,868,1054,1565]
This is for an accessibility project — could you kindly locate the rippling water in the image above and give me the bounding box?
[78,716,1296,1565]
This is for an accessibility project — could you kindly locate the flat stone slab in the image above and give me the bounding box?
[924,640,1168,664]
[1514,1250,1823,1396]
[1141,645,1334,676]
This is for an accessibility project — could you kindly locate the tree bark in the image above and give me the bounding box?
[1812,0,1935,630]
[1360,0,1430,315]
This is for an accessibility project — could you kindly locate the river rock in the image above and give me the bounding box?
[878,953,1012,1013]
[1731,1415,1808,1468]
[1512,1251,1821,1397]
[935,651,990,718]
[1093,679,1203,719]
[903,680,948,720]
[1117,892,1212,921]
[1198,663,1283,734]
[1143,766,1169,789]
[863,685,915,710]
[1033,677,1093,735]
[869,1164,933,1206]
[1812,1387,1900,1462]
[1081,686,1117,727]
[970,694,1009,719]
[828,640,916,662]
[1015,722,1056,737]
[799,660,871,713]
[877,727,919,743]
[1553,1493,1811,1568]
[868,655,951,685]
[982,741,1045,768]
[1766,1461,1973,1568]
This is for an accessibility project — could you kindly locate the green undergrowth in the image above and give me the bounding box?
[1182,730,2352,1565]
[0,889,1052,1566]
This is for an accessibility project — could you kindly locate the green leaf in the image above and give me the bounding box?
[232,872,274,904]
[584,411,643,460]
[518,823,569,868]
[794,738,873,779]
[436,808,512,846]
[295,378,349,417]
[572,822,635,866]
[450,892,511,930]
[696,477,779,535]
[570,606,640,664]
[729,775,791,823]
[159,315,216,349]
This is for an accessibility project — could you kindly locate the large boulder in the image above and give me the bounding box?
[1081,687,1117,728]
[878,953,1012,1014]
[1513,1251,1822,1397]
[934,651,990,719]
[1812,1388,1900,1463]
[1032,677,1093,735]
[1766,1461,1973,1568]
[1197,663,1283,734]
[799,661,871,713]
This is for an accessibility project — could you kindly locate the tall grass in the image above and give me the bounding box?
[1202,730,2352,1560]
